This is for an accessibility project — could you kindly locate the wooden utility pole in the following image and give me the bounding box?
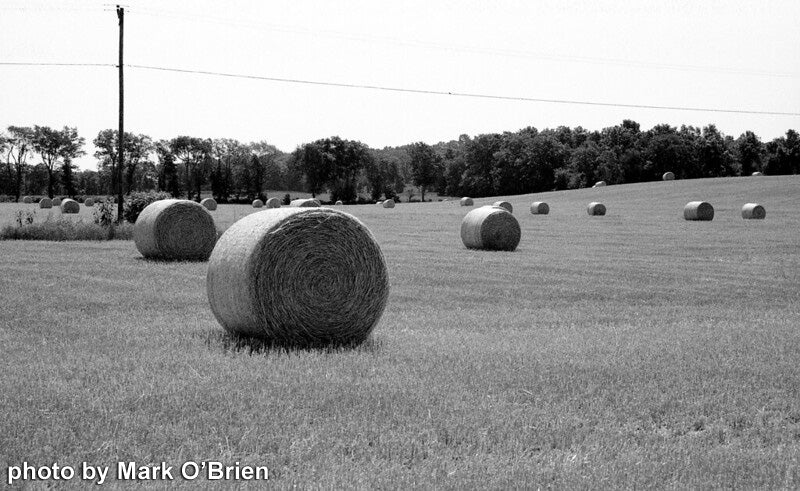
[116,5,124,221]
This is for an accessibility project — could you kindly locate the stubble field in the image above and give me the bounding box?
[1,176,799,488]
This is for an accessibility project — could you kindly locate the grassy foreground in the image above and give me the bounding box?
[1,176,799,488]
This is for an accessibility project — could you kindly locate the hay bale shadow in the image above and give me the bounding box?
[201,328,384,355]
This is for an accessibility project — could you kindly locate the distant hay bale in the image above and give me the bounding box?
[492,201,513,213]
[22,196,32,204]
[52,197,61,206]
[201,198,217,211]
[252,199,264,208]
[741,203,766,219]
[289,198,320,207]
[530,201,549,215]
[752,171,763,176]
[60,198,80,214]
[594,181,607,187]
[134,199,217,261]
[266,198,281,208]
[206,207,389,346]
[663,172,675,181]
[84,198,94,207]
[460,197,474,206]
[684,201,714,221]
[460,206,521,251]
[335,200,343,205]
[39,198,52,209]
[587,202,606,216]
[382,199,395,208]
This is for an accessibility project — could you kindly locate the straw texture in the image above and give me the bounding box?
[84,198,94,207]
[587,202,606,216]
[201,198,217,211]
[662,172,675,181]
[460,197,474,206]
[741,203,766,219]
[134,199,217,260]
[39,198,52,209]
[530,202,549,215]
[207,207,390,346]
[383,199,395,208]
[289,198,320,207]
[22,196,32,204]
[60,198,80,214]
[252,199,264,208]
[266,198,282,208]
[684,201,714,221]
[493,201,513,213]
[52,197,61,206]
[460,206,521,251]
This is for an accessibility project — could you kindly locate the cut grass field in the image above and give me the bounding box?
[1,176,799,487]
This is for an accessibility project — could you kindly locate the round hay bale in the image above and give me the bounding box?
[39,197,52,209]
[587,202,606,216]
[684,201,714,221]
[662,172,675,181]
[134,199,217,261]
[84,197,95,207]
[52,197,62,206]
[335,200,343,205]
[460,206,521,251]
[60,198,80,214]
[741,203,766,219]
[201,197,217,211]
[751,171,763,176]
[382,199,395,208]
[252,199,264,208]
[266,198,282,208]
[207,207,389,346]
[460,197,474,206]
[289,198,320,207]
[22,196,33,204]
[492,201,513,213]
[594,180,607,187]
[530,201,549,215]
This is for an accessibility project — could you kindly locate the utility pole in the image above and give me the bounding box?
[116,5,124,222]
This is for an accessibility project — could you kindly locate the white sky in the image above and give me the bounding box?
[2,0,799,170]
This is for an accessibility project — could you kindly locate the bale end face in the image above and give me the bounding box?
[492,201,513,213]
[382,199,395,208]
[594,181,607,187]
[201,198,217,211]
[266,198,282,208]
[752,172,763,176]
[461,206,521,251]
[460,197,474,206]
[663,172,675,181]
[530,202,549,215]
[84,198,95,207]
[60,198,80,214]
[335,200,343,205]
[252,199,264,208]
[22,196,33,204]
[52,197,62,206]
[587,202,606,216]
[134,199,217,261]
[289,198,320,208]
[684,201,714,221]
[741,203,766,219]
[39,198,53,209]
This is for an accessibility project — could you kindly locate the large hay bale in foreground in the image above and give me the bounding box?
[60,198,80,214]
[593,181,607,188]
[460,197,474,206]
[741,203,766,219]
[84,198,95,207]
[52,197,62,206]
[201,198,217,211]
[684,201,714,221]
[39,198,52,209]
[207,207,389,346]
[663,172,675,181]
[252,199,264,208]
[587,202,606,216]
[493,201,513,213]
[460,206,521,251]
[382,199,395,208]
[22,196,32,204]
[134,199,217,260]
[752,171,763,176]
[289,198,320,207]
[530,202,549,215]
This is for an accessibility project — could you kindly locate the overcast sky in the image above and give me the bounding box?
[2,0,799,170]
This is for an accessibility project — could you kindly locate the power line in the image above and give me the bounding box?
[126,64,800,117]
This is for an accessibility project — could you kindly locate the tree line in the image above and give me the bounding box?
[2,121,798,203]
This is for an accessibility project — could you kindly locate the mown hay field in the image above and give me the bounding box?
[1,176,799,488]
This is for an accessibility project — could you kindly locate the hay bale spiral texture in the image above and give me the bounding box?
[684,201,714,221]
[460,197,474,206]
[587,202,606,216]
[289,198,320,207]
[39,198,52,209]
[382,199,395,208]
[201,198,217,211]
[530,202,549,215]
[207,207,389,346]
[22,196,32,204]
[252,199,264,208]
[60,198,80,214]
[663,172,675,181]
[492,201,513,213]
[52,197,61,206]
[460,206,521,251]
[84,198,94,207]
[741,203,766,219]
[134,199,217,260]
